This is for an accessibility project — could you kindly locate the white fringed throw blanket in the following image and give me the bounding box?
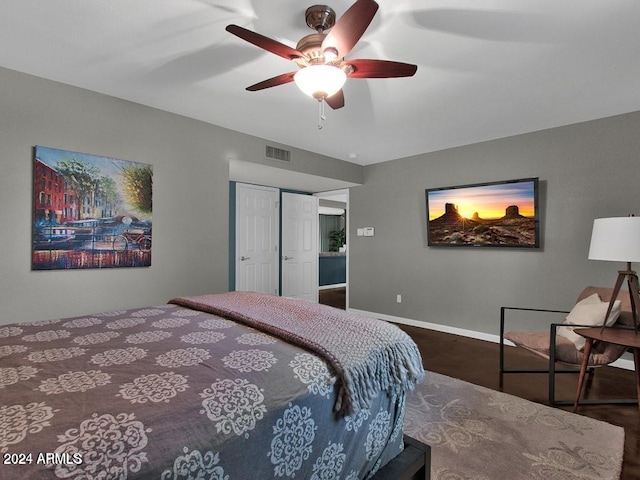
[170,291,425,415]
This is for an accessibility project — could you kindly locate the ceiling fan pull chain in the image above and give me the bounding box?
[318,99,327,129]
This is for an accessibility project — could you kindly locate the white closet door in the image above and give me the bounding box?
[235,183,279,295]
[281,192,318,301]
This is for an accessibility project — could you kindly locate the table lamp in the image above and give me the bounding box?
[588,215,640,331]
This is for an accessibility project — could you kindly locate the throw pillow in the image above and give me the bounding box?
[557,293,622,350]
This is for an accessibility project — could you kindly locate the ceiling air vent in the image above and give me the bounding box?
[265,145,291,162]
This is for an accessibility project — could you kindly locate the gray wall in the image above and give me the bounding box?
[3,63,639,337]
[349,111,640,336]
[0,67,359,325]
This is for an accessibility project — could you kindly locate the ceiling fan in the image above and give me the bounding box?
[225,0,417,112]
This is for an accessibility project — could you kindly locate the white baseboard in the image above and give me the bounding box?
[319,283,347,290]
[348,308,634,371]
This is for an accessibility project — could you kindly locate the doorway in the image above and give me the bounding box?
[316,189,349,310]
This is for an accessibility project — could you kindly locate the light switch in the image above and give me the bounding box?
[364,227,374,237]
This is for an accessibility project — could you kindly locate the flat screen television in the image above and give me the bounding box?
[425,177,540,248]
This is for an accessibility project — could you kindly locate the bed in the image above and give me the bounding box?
[1,291,427,479]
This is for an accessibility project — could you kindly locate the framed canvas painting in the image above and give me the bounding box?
[425,177,540,248]
[33,146,153,270]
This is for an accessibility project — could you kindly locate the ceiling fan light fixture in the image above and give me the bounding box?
[294,64,346,100]
[323,47,339,62]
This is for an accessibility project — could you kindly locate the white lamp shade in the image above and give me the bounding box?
[588,216,640,262]
[294,65,346,99]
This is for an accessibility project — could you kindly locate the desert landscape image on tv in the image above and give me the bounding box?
[426,178,538,247]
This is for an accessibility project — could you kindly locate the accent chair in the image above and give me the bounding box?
[499,286,635,405]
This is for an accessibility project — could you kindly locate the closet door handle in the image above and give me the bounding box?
[283,256,293,260]
[240,256,250,261]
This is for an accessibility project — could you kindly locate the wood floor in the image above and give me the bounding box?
[319,287,640,480]
[319,286,346,310]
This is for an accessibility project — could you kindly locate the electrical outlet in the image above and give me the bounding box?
[396,294,402,303]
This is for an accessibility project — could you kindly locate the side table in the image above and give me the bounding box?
[574,327,640,412]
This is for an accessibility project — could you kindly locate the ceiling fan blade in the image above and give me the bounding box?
[226,24,303,61]
[246,72,297,91]
[346,59,417,78]
[325,90,345,110]
[322,0,378,59]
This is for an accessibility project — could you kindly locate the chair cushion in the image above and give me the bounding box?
[504,330,627,366]
[557,293,622,350]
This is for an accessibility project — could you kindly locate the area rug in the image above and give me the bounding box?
[403,372,624,480]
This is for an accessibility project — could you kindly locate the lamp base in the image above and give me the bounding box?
[601,268,640,332]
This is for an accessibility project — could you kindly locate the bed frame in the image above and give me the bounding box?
[373,435,431,480]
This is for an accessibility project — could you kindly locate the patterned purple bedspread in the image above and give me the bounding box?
[0,296,412,479]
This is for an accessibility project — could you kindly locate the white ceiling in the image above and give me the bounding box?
[1,0,639,166]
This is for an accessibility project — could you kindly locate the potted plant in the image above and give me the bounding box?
[329,228,346,252]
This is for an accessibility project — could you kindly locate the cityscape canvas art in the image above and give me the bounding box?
[33,146,153,269]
